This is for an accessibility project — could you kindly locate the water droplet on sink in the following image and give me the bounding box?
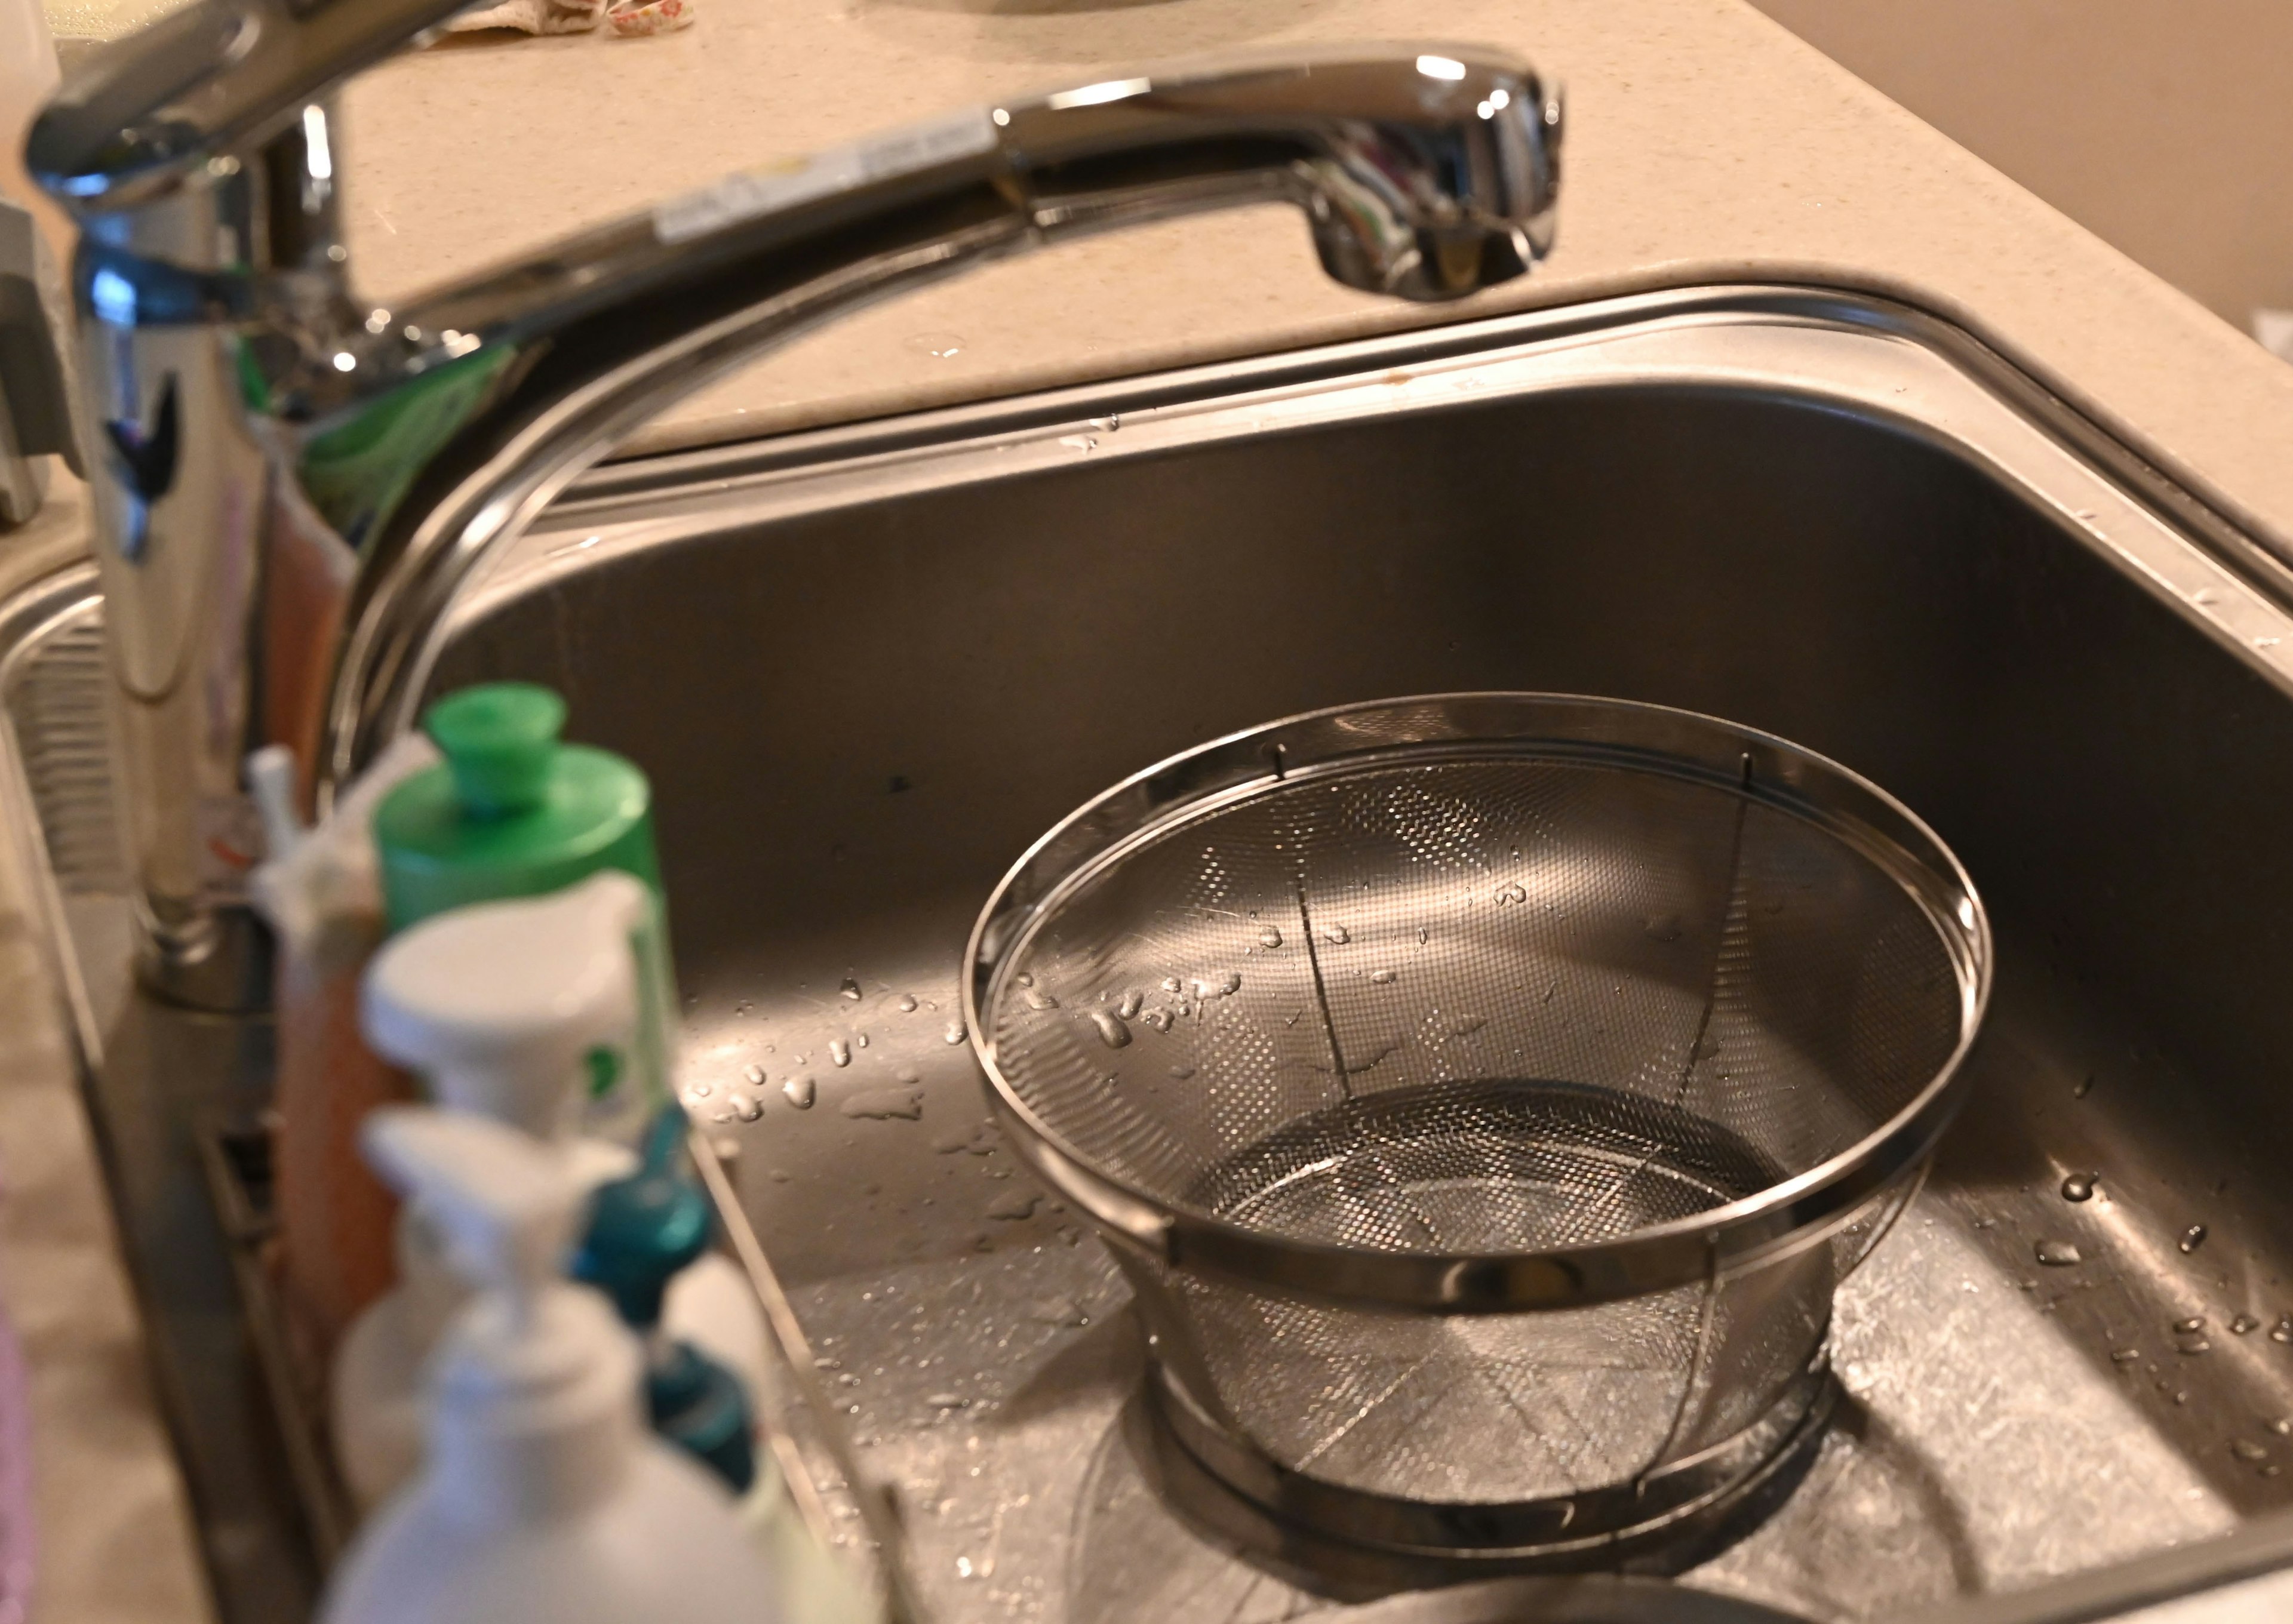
[1023,988,1059,1011]
[2110,1347,2142,1364]
[2036,1239,2083,1267]
[731,1091,766,1122]
[1161,977,1183,992]
[840,1087,925,1121]
[897,994,919,1012]
[944,1020,967,1045]
[1117,989,1144,1019]
[1058,434,1098,453]
[2193,588,2221,606]
[1144,1008,1173,1032]
[1089,1009,1132,1048]
[2181,1224,2209,1254]
[1170,1065,1196,1079]
[2234,1314,2263,1335]
[2061,1172,2097,1202]
[840,977,863,1001]
[782,1075,816,1109]
[742,1064,764,1085]
[2175,1316,2207,1334]
[829,1039,852,1068]
[1088,414,1121,433]
[1370,969,1397,985]
[2074,1074,2095,1099]
[2235,1440,2271,1463]
[1256,926,1283,948]
[926,1392,967,1410]
[904,331,964,359]
[1027,1293,1089,1327]
[2274,1315,2293,1344]
[986,1191,1041,1221]
[1015,971,1034,987]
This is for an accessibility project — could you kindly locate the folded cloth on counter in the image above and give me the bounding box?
[447,0,605,33]
[444,0,693,33]
[607,0,693,36]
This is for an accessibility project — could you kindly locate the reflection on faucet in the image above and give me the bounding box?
[29,0,1560,1007]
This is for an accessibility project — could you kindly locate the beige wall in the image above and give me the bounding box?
[1747,0,2293,332]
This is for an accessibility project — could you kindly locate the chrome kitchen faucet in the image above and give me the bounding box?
[28,0,1560,1007]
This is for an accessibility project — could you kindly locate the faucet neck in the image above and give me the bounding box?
[32,43,1558,1007]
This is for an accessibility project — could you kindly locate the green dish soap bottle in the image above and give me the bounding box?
[373,682,674,1140]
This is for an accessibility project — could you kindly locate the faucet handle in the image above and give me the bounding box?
[27,0,464,214]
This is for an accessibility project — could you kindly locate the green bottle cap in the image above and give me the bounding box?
[374,681,663,931]
[425,682,564,817]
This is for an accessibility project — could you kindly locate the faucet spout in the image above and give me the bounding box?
[30,28,1560,1006]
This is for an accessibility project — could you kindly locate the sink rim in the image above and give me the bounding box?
[13,280,2293,1624]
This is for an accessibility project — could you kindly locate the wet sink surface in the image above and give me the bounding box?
[419,287,2293,1622]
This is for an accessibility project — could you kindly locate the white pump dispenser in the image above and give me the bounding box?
[333,872,766,1511]
[362,871,653,1143]
[319,1107,780,1624]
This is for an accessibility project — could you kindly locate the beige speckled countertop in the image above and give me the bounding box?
[343,0,2293,551]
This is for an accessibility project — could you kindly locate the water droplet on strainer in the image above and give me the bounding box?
[2181,1224,2209,1254]
[1494,881,1527,905]
[840,977,863,1001]
[1256,926,1283,948]
[1160,977,1183,992]
[1370,969,1397,985]
[1089,1009,1132,1049]
[944,1021,967,1045]
[782,1075,816,1110]
[829,1039,852,1068]
[1643,912,1683,942]
[1323,923,1350,944]
[2061,1172,2097,1202]
[1016,971,1034,988]
[1117,989,1144,1020]
[1024,988,1059,1011]
[2035,1239,2083,1267]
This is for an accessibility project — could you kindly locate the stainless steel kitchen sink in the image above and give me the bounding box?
[16,284,2293,1624]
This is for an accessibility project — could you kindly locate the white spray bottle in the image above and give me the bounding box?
[332,871,766,1511]
[319,1108,780,1624]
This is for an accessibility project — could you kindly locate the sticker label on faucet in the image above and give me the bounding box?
[654,107,1001,245]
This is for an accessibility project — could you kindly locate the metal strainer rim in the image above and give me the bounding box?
[965,693,1991,1312]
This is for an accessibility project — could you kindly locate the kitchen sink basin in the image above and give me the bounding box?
[16,285,2293,1623]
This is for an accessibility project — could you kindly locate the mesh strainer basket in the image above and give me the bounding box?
[966,695,1988,1560]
